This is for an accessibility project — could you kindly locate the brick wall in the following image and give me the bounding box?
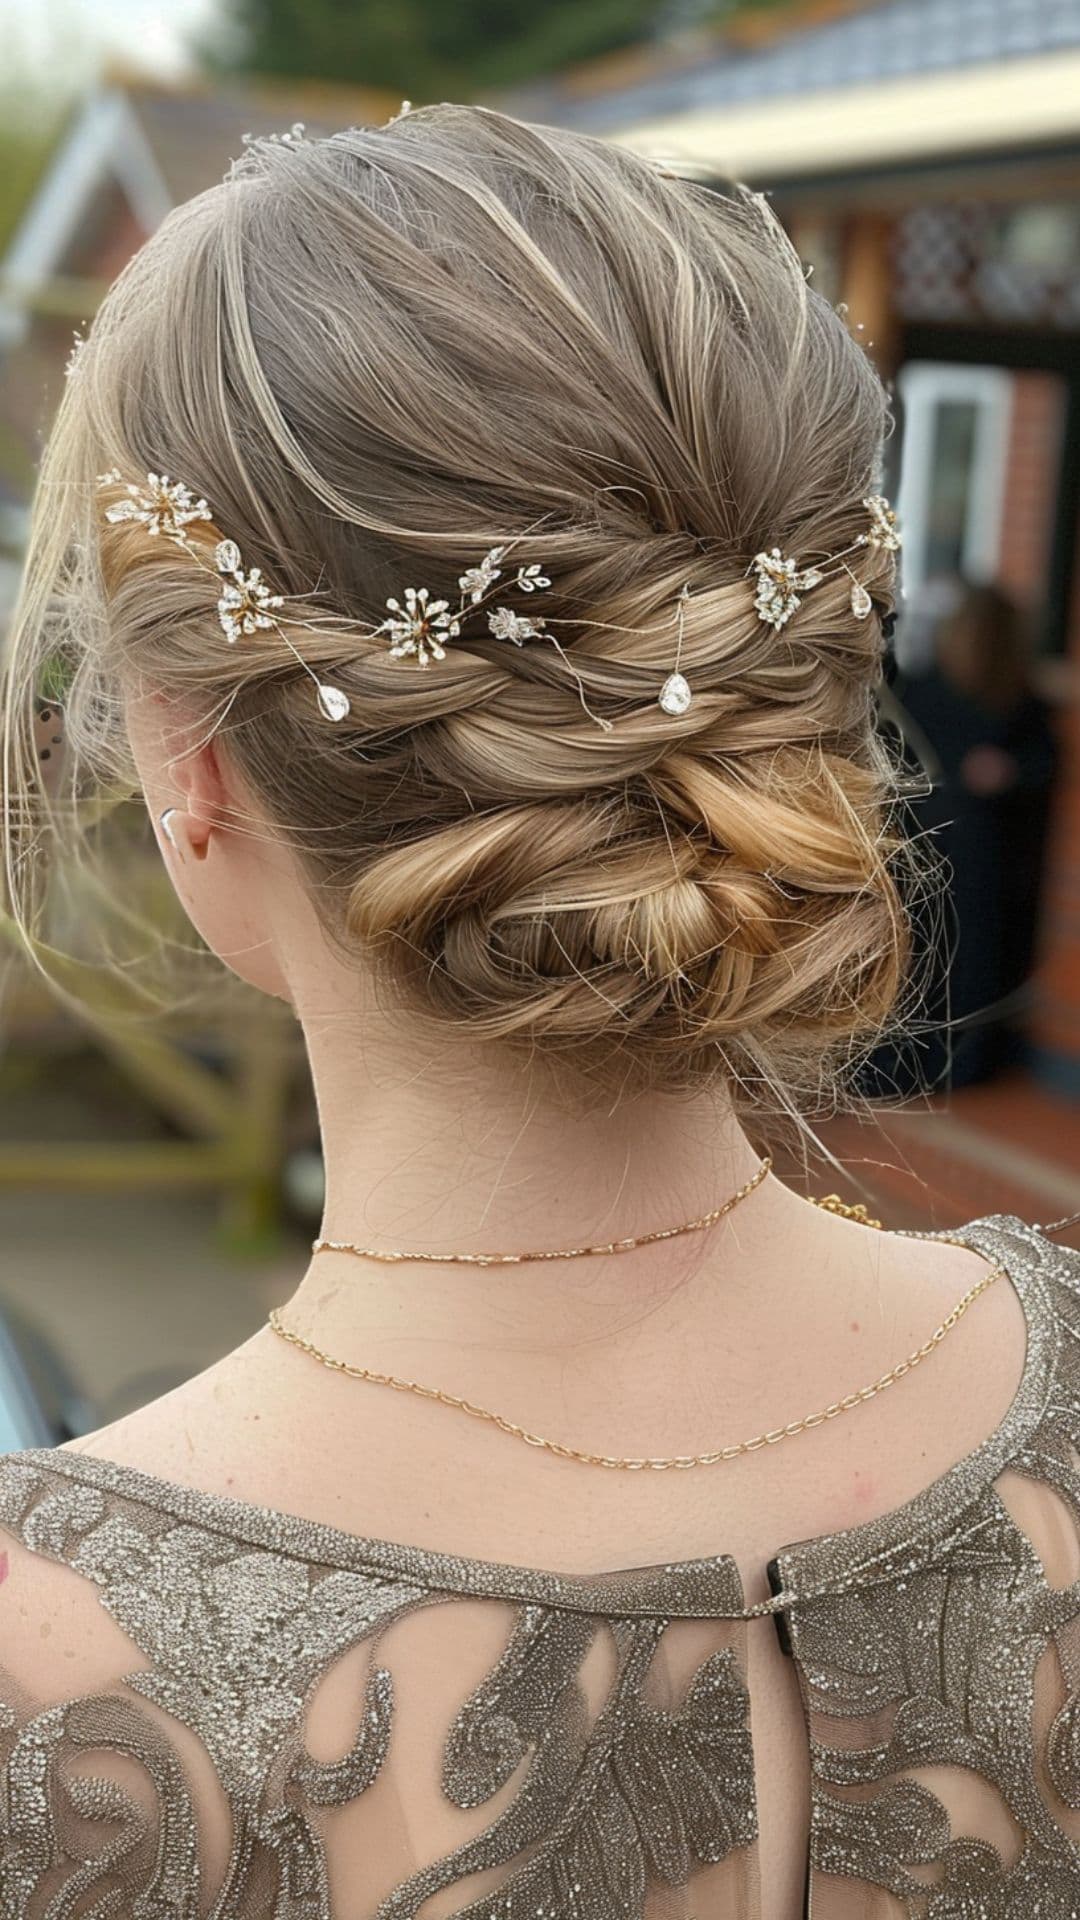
[1032,498,1080,1093]
[997,373,1065,614]
[94,202,148,284]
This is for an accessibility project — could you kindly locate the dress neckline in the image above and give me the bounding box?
[6,1214,1061,1620]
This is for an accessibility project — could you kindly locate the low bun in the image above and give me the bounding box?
[346,731,906,1095]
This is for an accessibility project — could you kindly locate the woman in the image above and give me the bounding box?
[0,105,1076,1918]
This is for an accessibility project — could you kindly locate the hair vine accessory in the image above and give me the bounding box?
[101,471,210,540]
[240,122,307,153]
[98,471,896,734]
[98,471,352,724]
[375,547,613,732]
[98,470,614,730]
[751,493,901,633]
[864,494,901,550]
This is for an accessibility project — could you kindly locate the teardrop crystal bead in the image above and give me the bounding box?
[658,672,692,716]
[317,683,351,723]
[850,583,872,619]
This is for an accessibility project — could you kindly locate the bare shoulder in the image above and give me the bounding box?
[0,1497,131,1705]
[781,1200,1044,1536]
[12,1201,1064,1585]
[56,1330,271,1487]
[0,1343,272,1704]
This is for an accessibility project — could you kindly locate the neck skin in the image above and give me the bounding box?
[137,717,827,1417]
[133,718,793,1365]
[279,936,784,1362]
[316,1023,762,1256]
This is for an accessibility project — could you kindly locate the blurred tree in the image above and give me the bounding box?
[0,103,61,260]
[211,0,682,96]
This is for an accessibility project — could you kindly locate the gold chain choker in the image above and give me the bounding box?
[311,1154,772,1267]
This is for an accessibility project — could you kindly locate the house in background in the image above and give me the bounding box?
[0,71,398,611]
[515,0,1080,1101]
[0,73,405,1228]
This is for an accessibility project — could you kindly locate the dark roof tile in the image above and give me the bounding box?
[544,0,1080,131]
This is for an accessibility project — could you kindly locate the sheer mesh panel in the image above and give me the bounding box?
[0,1456,757,1918]
[779,1218,1080,1917]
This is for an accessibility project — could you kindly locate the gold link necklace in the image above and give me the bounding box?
[268,1165,1002,1472]
[310,1154,773,1266]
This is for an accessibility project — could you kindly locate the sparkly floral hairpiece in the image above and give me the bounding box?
[96,470,611,729]
[97,472,899,732]
[372,546,614,730]
[99,470,354,724]
[750,494,901,633]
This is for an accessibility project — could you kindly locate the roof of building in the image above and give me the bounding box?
[0,72,400,504]
[118,71,400,207]
[0,70,400,311]
[516,0,1080,134]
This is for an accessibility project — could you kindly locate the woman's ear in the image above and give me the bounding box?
[128,688,228,840]
[166,734,227,861]
[126,688,295,1001]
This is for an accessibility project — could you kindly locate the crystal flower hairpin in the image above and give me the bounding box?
[374,547,613,730]
[751,493,901,633]
[98,471,353,723]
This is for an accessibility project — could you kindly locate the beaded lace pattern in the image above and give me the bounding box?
[2,1216,1080,1916]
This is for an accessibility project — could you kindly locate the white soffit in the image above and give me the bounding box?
[609,49,1080,180]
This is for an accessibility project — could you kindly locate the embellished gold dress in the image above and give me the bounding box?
[2,1215,1080,1916]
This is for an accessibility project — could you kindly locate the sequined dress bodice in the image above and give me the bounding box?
[3,1215,1080,1917]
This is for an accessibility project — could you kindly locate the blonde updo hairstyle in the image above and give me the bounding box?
[3,103,907,1111]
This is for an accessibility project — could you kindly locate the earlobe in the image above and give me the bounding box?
[158,807,212,864]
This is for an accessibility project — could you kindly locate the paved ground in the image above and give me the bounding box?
[814,1072,1080,1238]
[0,1070,1076,1429]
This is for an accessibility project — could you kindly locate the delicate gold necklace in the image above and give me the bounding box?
[311,1153,772,1266]
[268,1174,1002,1471]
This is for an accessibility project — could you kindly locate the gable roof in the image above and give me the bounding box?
[0,71,400,336]
[0,71,401,509]
[119,72,401,208]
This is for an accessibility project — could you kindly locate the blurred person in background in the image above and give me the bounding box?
[900,579,1057,1086]
[2,104,1079,1920]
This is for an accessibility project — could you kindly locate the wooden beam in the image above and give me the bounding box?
[840,211,897,377]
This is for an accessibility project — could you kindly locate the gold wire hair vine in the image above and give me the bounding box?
[95,470,612,728]
[659,585,693,716]
[98,470,354,724]
[751,494,901,633]
[96,472,899,730]
[374,542,614,732]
